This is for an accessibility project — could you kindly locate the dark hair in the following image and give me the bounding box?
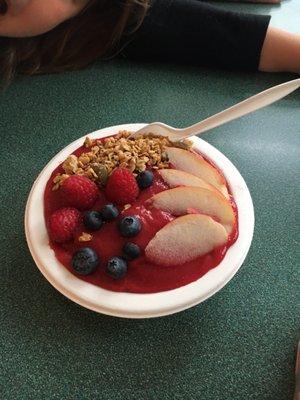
[0,0,149,86]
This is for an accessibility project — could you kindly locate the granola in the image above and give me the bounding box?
[78,232,93,242]
[53,130,192,190]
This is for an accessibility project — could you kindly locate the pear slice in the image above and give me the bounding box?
[151,186,235,234]
[145,214,228,266]
[158,169,219,194]
[166,147,229,198]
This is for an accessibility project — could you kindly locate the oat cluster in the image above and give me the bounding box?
[78,232,93,242]
[53,130,191,190]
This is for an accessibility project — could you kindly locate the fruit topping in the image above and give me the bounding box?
[122,242,141,260]
[105,168,139,205]
[145,214,228,266]
[100,204,119,221]
[72,247,100,275]
[118,216,142,237]
[49,207,81,243]
[106,257,128,280]
[151,186,235,234]
[158,169,218,193]
[61,175,99,210]
[136,170,154,189]
[83,211,104,231]
[166,147,229,198]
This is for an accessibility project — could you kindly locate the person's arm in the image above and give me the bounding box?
[259,26,300,74]
[124,0,299,74]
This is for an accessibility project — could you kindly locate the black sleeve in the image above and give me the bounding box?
[123,0,271,71]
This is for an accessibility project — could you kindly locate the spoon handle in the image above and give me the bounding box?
[182,78,300,137]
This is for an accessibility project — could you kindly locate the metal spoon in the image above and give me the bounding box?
[131,78,300,140]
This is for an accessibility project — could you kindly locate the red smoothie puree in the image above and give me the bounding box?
[44,140,238,293]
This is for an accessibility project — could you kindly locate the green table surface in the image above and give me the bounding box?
[0,1,299,399]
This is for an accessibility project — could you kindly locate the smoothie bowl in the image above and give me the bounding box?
[25,123,254,318]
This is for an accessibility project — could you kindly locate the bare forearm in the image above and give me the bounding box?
[259,26,300,74]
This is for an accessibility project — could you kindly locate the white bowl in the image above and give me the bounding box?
[25,123,254,318]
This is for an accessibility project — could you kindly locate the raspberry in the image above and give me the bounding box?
[61,175,99,210]
[49,208,82,243]
[105,168,139,205]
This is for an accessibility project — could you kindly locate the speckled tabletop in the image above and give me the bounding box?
[0,1,299,399]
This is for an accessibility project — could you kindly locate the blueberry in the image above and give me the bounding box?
[118,216,141,237]
[72,247,99,275]
[106,257,127,280]
[136,170,154,189]
[83,211,104,231]
[123,242,141,260]
[101,204,119,221]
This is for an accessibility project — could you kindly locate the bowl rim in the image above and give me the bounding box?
[24,123,255,318]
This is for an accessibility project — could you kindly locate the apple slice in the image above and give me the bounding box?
[151,186,235,234]
[145,214,228,266]
[158,169,219,193]
[166,147,229,198]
